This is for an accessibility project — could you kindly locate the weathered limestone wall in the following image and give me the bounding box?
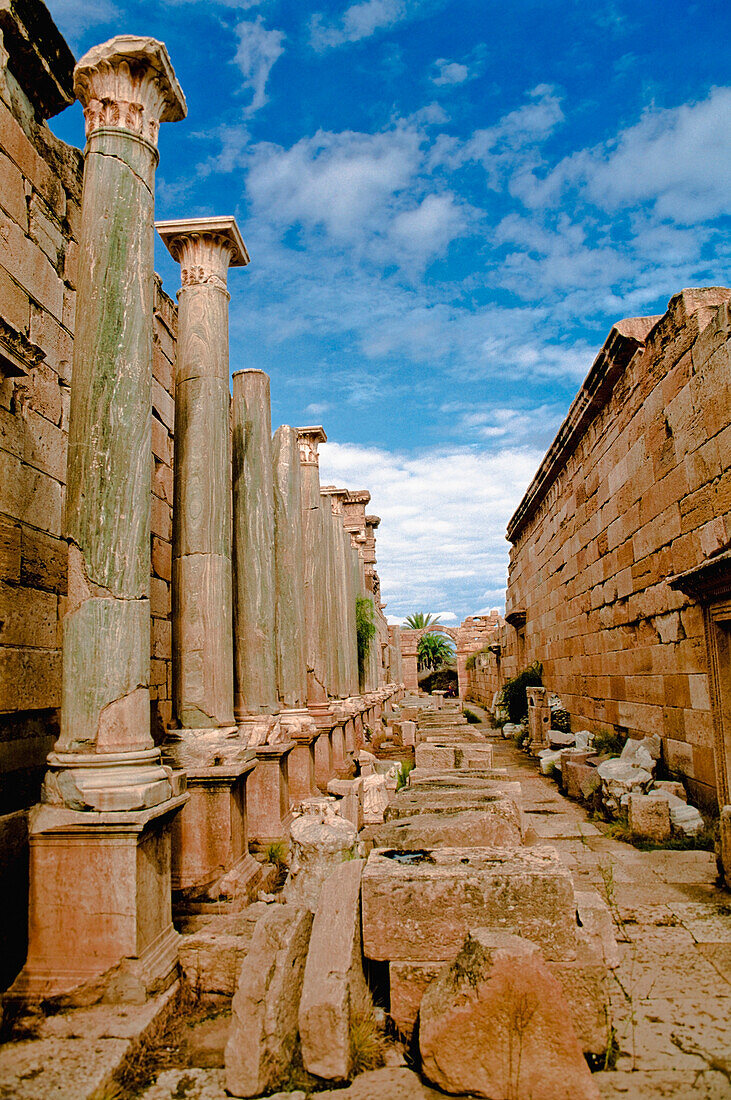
[503,289,731,808]
[0,10,177,987]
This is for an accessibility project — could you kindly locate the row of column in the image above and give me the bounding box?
[12,33,402,1006]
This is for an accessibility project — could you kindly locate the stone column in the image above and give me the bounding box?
[273,425,318,799]
[297,428,335,789]
[232,370,280,740]
[156,216,248,731]
[12,35,187,1003]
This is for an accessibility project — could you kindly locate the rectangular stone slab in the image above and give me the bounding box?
[385,783,522,821]
[415,743,493,771]
[361,846,577,963]
[371,807,522,850]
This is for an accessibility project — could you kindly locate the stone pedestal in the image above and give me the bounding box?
[169,758,258,895]
[331,718,346,773]
[10,797,186,1001]
[281,710,319,802]
[527,686,551,753]
[314,727,334,791]
[247,743,295,846]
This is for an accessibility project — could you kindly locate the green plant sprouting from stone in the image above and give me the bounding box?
[356,596,376,691]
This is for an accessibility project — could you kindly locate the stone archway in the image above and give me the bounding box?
[400,624,461,698]
[400,616,502,700]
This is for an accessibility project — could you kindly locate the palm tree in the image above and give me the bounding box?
[417,632,455,671]
[404,611,441,630]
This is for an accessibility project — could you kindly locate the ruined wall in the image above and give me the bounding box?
[0,10,177,988]
[464,617,510,708]
[503,288,731,809]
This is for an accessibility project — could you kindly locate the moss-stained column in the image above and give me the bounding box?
[272,425,308,710]
[297,427,332,721]
[157,217,248,730]
[232,370,280,741]
[45,36,186,811]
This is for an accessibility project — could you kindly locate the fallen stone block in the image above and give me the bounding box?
[361,846,577,963]
[389,960,444,1040]
[327,777,364,831]
[225,905,313,1098]
[549,729,575,748]
[299,859,367,1080]
[384,787,522,835]
[564,759,600,801]
[419,930,600,1099]
[628,792,671,841]
[371,807,522,850]
[178,930,252,998]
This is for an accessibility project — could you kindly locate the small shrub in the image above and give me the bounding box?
[592,728,628,756]
[264,841,287,867]
[551,707,571,733]
[396,760,414,791]
[498,661,543,724]
[463,707,480,724]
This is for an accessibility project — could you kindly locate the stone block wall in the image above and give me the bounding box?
[503,288,731,809]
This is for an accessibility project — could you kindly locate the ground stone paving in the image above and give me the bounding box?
[479,714,731,1100]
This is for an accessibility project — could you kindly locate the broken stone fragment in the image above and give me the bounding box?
[419,929,600,1099]
[284,810,357,912]
[224,905,312,1098]
[299,859,367,1079]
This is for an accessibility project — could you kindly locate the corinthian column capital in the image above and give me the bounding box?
[156,216,249,291]
[296,425,327,467]
[74,35,187,147]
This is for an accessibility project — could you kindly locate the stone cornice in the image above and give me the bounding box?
[506,314,660,543]
[74,35,186,147]
[668,551,731,602]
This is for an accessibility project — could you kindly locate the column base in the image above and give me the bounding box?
[237,713,282,747]
[247,741,295,846]
[42,747,177,812]
[8,795,187,1006]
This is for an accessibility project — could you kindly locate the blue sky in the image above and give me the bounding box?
[47,0,731,625]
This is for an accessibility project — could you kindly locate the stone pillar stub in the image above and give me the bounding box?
[233,370,280,731]
[157,216,248,731]
[46,35,186,812]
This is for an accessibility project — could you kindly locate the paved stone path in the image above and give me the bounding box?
[480,715,731,1100]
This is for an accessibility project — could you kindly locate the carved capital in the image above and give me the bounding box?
[156,216,249,290]
[74,35,186,147]
[296,425,327,466]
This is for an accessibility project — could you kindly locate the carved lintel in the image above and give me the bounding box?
[74,35,186,147]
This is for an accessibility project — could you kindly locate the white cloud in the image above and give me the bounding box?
[233,17,285,115]
[432,59,469,86]
[516,85,731,224]
[309,0,408,51]
[318,440,542,617]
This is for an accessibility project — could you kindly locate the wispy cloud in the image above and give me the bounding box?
[318,440,542,617]
[233,17,285,115]
[309,0,409,51]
